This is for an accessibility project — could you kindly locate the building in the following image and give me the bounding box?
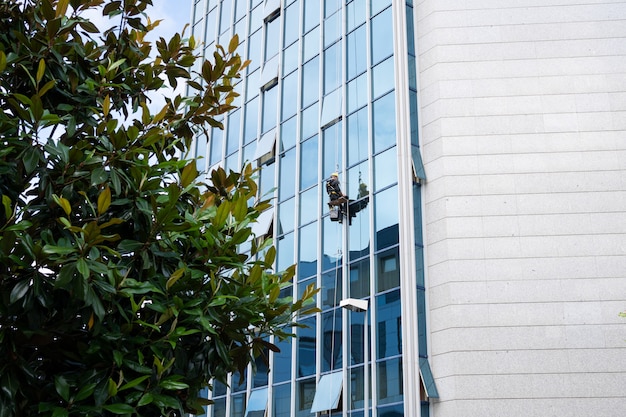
[188,1,626,416]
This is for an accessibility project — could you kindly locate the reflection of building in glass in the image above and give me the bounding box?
[190,0,626,416]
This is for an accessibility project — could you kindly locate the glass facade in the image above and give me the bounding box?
[189,0,433,416]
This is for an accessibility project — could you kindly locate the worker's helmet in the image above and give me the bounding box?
[331,172,339,177]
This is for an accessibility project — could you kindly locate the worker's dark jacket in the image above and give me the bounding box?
[326,178,343,200]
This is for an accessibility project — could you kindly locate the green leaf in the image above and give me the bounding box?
[51,407,69,417]
[118,375,150,391]
[102,404,135,414]
[43,244,77,255]
[166,267,185,290]
[97,186,111,215]
[52,194,71,215]
[107,378,118,397]
[2,195,12,219]
[75,383,97,401]
[23,147,40,174]
[0,51,6,72]
[76,258,90,279]
[39,79,56,96]
[228,34,239,54]
[10,280,30,304]
[137,393,154,406]
[180,161,198,188]
[159,380,189,390]
[54,375,70,402]
[36,58,45,84]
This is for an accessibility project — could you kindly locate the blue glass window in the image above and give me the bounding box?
[299,135,318,190]
[279,148,296,200]
[371,0,392,16]
[346,25,366,80]
[246,68,260,101]
[349,204,370,260]
[377,357,403,405]
[346,0,365,32]
[322,217,342,266]
[297,378,316,417]
[252,352,270,388]
[213,397,227,417]
[298,221,318,278]
[374,146,397,192]
[374,186,399,250]
[376,246,400,292]
[349,258,370,300]
[372,56,395,99]
[273,337,293,383]
[301,102,318,140]
[209,125,224,166]
[235,0,247,22]
[249,4,263,34]
[311,371,343,412]
[324,0,341,17]
[245,388,268,416]
[225,151,239,173]
[322,312,342,372]
[376,289,401,360]
[283,41,299,75]
[348,366,365,409]
[303,26,320,63]
[235,18,247,41]
[231,393,245,417]
[297,316,316,377]
[195,137,208,173]
[348,160,369,201]
[324,43,341,93]
[277,231,294,271]
[281,116,297,151]
[227,109,241,155]
[373,91,396,153]
[321,89,342,128]
[347,307,367,365]
[284,0,300,47]
[347,72,367,114]
[265,13,280,60]
[347,107,368,166]
[322,120,342,178]
[299,186,318,226]
[220,0,232,34]
[302,57,320,108]
[278,197,295,235]
[259,160,275,198]
[371,7,393,65]
[248,29,262,72]
[262,84,278,133]
[321,268,342,309]
[303,0,320,33]
[324,11,341,47]
[244,96,259,144]
[282,71,298,121]
[273,383,292,417]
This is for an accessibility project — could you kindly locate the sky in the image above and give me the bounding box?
[146,1,193,44]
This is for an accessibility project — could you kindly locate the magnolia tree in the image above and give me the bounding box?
[0,1,316,416]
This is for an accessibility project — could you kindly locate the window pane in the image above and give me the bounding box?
[279,148,296,200]
[346,25,366,80]
[244,96,259,144]
[324,11,341,47]
[253,346,270,387]
[297,317,316,377]
[225,151,239,173]
[282,71,298,121]
[377,357,403,405]
[347,72,367,114]
[195,136,208,172]
[374,186,399,250]
[303,26,320,63]
[265,14,280,60]
[349,258,370,299]
[321,89,342,128]
[379,404,405,417]
[227,109,241,155]
[371,0,392,16]
[376,246,399,292]
[297,378,316,417]
[373,91,396,153]
[372,56,395,99]
[301,102,319,140]
[321,268,342,310]
[272,337,293,383]
[322,311,342,372]
[259,161,275,198]
[283,40,300,75]
[298,221,318,278]
[235,18,247,41]
[346,0,365,32]
[322,216,342,266]
[302,57,320,108]
[347,107,368,166]
[279,197,295,235]
[209,125,224,166]
[214,379,227,397]
[303,0,320,33]
[281,116,297,151]
[232,368,247,393]
[324,43,341,93]
[371,7,393,65]
[348,159,369,197]
[374,146,397,191]
[299,186,318,226]
[347,308,367,365]
[248,29,262,72]
[235,0,247,22]
[348,366,365,410]
[262,85,278,133]
[376,289,401,359]
[212,397,227,417]
[249,4,263,34]
[277,231,294,271]
[274,383,292,417]
[299,135,318,190]
[246,67,260,101]
[231,393,245,417]
[284,0,300,47]
[323,120,342,179]
[324,0,341,17]
[349,203,370,260]
[220,0,232,34]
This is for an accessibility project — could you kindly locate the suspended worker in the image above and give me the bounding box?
[326,172,348,222]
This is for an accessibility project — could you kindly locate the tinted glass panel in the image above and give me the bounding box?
[321,268,342,309]
[346,0,366,32]
[297,316,316,377]
[303,0,320,33]
[195,136,208,172]
[226,109,241,155]
[262,85,278,133]
[259,161,275,198]
[231,393,245,417]
[348,366,365,410]
[246,67,260,101]
[277,231,294,271]
[302,57,320,108]
[281,116,297,151]
[244,96,259,144]
[348,160,369,200]
[324,12,341,47]
[279,148,296,200]
[225,151,239,173]
[376,246,400,292]
[248,29,262,71]
[325,0,341,17]
[212,397,226,417]
[283,41,299,75]
[299,135,318,190]
[374,186,399,250]
[371,7,393,65]
[282,71,298,121]
[322,215,342,267]
[349,203,370,260]
[220,0,232,34]
[273,337,293,383]
[347,307,367,365]
[374,146,397,191]
[214,379,227,397]
[377,357,403,405]
[376,289,401,359]
[274,383,292,417]
[372,56,395,99]
[349,258,370,299]
[209,125,224,166]
[278,197,295,235]
[253,344,270,387]
[284,0,300,47]
[298,221,318,278]
[265,14,280,60]
[322,311,343,372]
[323,121,342,178]
[303,26,320,63]
[299,186,318,225]
[301,103,319,140]
[297,378,316,417]
[347,72,367,114]
[371,0,392,16]
[249,4,263,34]
[324,43,341,93]
[373,91,396,153]
[347,107,368,166]
[346,25,366,80]
[235,0,247,21]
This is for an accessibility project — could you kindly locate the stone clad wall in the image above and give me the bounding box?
[416,1,626,415]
